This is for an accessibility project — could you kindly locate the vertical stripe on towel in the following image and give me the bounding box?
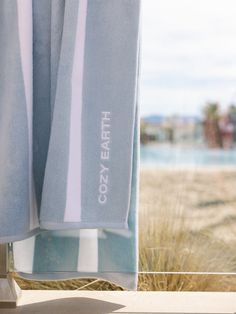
[17,0,39,231]
[64,0,88,222]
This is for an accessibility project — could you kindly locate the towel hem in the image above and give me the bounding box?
[40,221,129,230]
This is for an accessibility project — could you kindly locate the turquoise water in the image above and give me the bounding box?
[140,145,236,167]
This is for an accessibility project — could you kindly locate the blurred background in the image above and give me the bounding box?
[138,0,236,291]
[141,0,236,165]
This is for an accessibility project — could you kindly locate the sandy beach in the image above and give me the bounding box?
[139,167,236,272]
[140,167,236,243]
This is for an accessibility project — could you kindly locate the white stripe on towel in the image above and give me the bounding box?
[13,237,36,273]
[64,0,88,222]
[17,0,39,230]
[77,229,98,272]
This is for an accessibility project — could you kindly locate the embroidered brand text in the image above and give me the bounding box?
[98,111,111,204]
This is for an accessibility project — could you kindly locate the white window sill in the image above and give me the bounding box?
[3,290,236,313]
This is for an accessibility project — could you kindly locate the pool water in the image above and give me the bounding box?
[140,145,236,167]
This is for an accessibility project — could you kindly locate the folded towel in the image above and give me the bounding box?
[0,0,39,243]
[13,107,139,290]
[39,0,140,229]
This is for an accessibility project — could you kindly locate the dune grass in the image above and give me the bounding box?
[138,198,236,291]
[138,167,236,291]
[14,168,236,291]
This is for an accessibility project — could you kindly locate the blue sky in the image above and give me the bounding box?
[140,0,236,117]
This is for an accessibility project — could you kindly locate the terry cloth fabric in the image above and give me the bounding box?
[13,107,139,290]
[0,0,140,240]
[0,0,39,243]
[39,0,141,230]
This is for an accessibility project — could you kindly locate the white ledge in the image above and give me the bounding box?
[1,291,236,313]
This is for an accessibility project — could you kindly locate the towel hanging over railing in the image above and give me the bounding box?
[0,0,140,290]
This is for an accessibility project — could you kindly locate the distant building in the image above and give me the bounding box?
[140,114,202,145]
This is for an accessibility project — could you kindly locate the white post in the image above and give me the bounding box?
[0,244,21,308]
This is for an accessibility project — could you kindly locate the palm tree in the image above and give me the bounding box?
[203,102,222,148]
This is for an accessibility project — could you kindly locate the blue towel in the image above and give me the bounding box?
[0,0,140,290]
[38,0,140,229]
[0,0,140,237]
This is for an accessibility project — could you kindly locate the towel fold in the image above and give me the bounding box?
[39,0,140,229]
[13,107,139,290]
